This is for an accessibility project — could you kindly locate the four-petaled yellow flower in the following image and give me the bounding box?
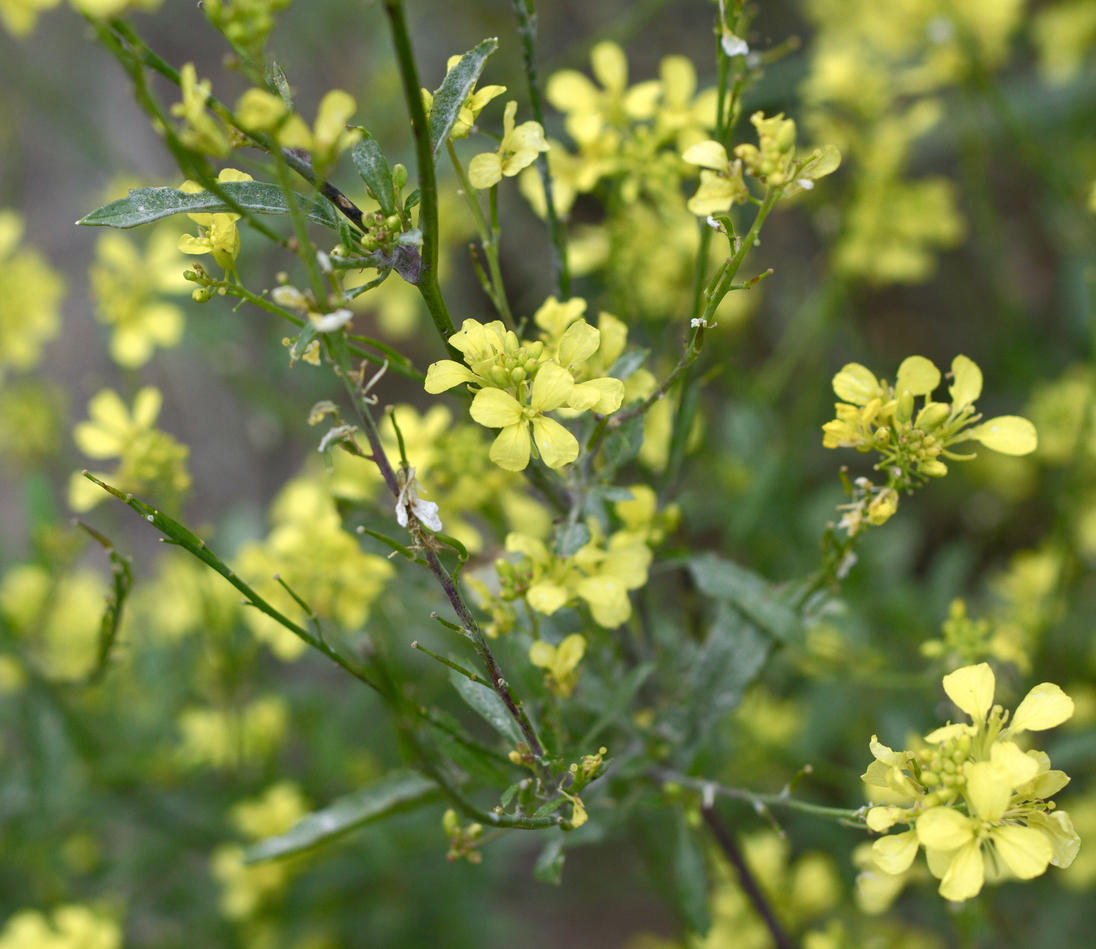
[681,140,749,215]
[529,633,586,697]
[860,663,1079,904]
[467,101,549,190]
[171,63,231,157]
[470,362,579,471]
[178,168,253,272]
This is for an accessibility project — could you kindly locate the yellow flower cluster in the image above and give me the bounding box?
[89,229,189,368]
[211,782,309,919]
[861,663,1079,902]
[236,474,394,660]
[175,695,288,770]
[822,355,1036,530]
[235,86,360,172]
[69,387,192,513]
[0,210,65,378]
[424,306,625,472]
[178,167,253,273]
[498,518,653,629]
[0,903,121,949]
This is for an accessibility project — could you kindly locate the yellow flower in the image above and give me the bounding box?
[89,228,189,367]
[178,168,253,271]
[0,904,121,949]
[470,362,579,471]
[69,386,191,512]
[468,100,549,189]
[70,0,161,15]
[0,0,60,38]
[423,54,506,140]
[529,633,586,697]
[175,696,288,770]
[238,87,360,171]
[236,474,394,659]
[171,63,231,157]
[681,140,748,215]
[861,663,1078,904]
[0,210,65,377]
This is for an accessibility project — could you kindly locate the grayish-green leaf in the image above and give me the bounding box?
[350,130,397,214]
[670,813,710,934]
[428,37,499,157]
[580,662,655,746]
[554,521,591,557]
[78,184,338,230]
[688,552,801,642]
[610,348,650,381]
[534,836,566,885]
[601,415,645,473]
[450,670,523,745]
[243,771,439,863]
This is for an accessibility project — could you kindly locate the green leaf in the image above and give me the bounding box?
[601,415,645,474]
[350,130,397,214]
[243,771,440,863]
[77,184,338,230]
[74,522,133,687]
[534,836,566,884]
[554,521,591,557]
[450,670,523,745]
[579,662,655,746]
[683,603,771,741]
[688,552,800,642]
[610,348,650,381]
[670,813,710,934]
[428,37,499,157]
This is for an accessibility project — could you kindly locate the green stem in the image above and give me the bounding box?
[382,0,457,352]
[656,770,867,824]
[511,0,570,298]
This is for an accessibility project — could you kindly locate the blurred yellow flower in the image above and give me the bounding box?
[89,228,189,367]
[0,210,65,377]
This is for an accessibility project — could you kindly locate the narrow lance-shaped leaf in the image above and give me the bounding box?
[77,183,338,230]
[450,669,523,745]
[244,771,441,863]
[74,521,133,687]
[688,552,801,642]
[428,37,499,158]
[350,129,397,215]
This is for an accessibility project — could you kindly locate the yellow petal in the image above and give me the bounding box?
[682,140,729,170]
[530,416,579,469]
[938,839,985,901]
[991,825,1052,879]
[1009,682,1074,733]
[832,363,880,404]
[965,762,1012,822]
[470,388,523,428]
[424,359,477,393]
[870,830,919,875]
[917,807,974,851]
[963,416,1038,455]
[569,378,625,415]
[942,662,995,723]
[949,354,983,407]
[591,41,627,92]
[132,387,164,428]
[530,362,575,412]
[557,319,600,366]
[529,640,556,669]
[468,152,503,190]
[489,423,531,471]
[555,634,586,674]
[895,355,941,397]
[527,581,569,615]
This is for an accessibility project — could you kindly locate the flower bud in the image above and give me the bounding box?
[916,402,950,433]
[919,458,948,478]
[392,163,408,190]
[896,389,915,424]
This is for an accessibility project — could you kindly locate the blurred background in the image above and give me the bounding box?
[1,0,1095,946]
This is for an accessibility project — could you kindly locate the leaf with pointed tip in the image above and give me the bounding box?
[77,184,338,229]
[554,521,591,557]
[534,836,566,884]
[450,670,523,745]
[243,771,440,863]
[428,37,499,157]
[350,130,397,214]
[688,552,800,642]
